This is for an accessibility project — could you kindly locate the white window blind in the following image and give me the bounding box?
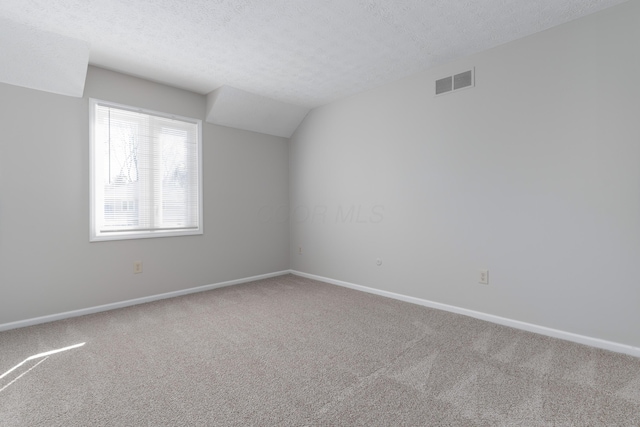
[90,99,203,241]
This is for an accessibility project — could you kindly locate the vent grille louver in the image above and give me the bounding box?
[436,68,474,96]
[435,76,453,95]
[454,70,473,90]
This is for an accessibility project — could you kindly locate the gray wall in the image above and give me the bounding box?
[0,66,289,324]
[290,2,640,347]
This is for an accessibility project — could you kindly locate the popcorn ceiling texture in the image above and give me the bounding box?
[0,0,628,107]
[0,17,89,97]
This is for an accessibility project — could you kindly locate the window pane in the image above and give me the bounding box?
[90,99,202,241]
[160,127,190,226]
[102,114,142,229]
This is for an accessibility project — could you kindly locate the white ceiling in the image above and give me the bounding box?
[206,86,311,138]
[0,0,628,108]
[0,16,89,97]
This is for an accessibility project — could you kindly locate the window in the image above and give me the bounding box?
[90,99,203,241]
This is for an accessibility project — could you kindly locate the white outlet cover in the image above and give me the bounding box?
[134,262,143,274]
[376,258,382,266]
[479,269,489,284]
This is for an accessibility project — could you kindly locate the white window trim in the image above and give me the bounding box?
[89,98,204,242]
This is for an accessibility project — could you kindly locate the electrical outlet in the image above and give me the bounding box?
[376,258,382,266]
[479,269,489,285]
[298,246,302,255]
[134,261,143,274]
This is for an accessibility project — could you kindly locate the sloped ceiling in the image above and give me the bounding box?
[207,86,309,138]
[0,0,628,135]
[0,17,89,97]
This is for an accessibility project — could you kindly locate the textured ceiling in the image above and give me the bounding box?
[0,0,628,108]
[0,17,89,97]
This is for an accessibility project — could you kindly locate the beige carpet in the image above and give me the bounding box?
[1,274,639,426]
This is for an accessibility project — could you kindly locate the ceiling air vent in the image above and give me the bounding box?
[435,68,474,96]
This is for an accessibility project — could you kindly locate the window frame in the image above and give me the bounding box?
[89,98,204,242]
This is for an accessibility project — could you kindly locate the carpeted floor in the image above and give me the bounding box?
[1,274,639,426]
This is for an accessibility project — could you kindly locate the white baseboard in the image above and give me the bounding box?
[0,270,290,332]
[4,269,639,359]
[291,270,640,359]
